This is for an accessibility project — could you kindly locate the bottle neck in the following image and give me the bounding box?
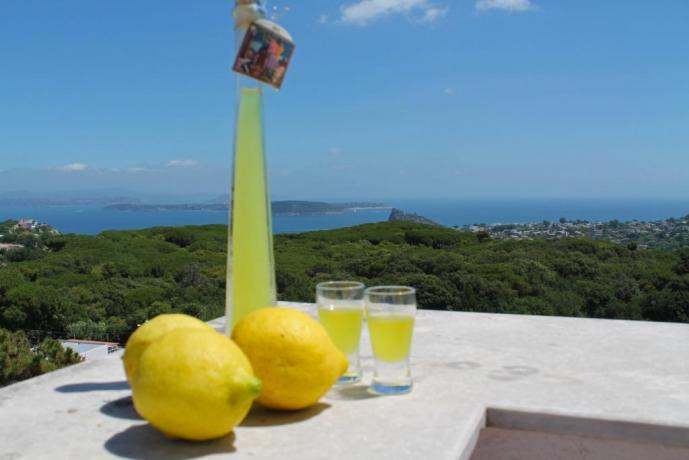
[233,1,266,29]
[234,0,265,92]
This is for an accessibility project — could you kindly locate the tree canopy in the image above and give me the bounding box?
[0,221,686,350]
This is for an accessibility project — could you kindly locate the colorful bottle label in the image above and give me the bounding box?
[232,20,295,90]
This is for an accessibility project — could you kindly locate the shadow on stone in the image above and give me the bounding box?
[326,385,381,401]
[487,366,539,382]
[100,396,142,421]
[55,381,130,393]
[540,373,581,384]
[240,403,330,427]
[444,361,481,371]
[104,424,235,459]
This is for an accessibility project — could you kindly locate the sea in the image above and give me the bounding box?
[1,198,689,235]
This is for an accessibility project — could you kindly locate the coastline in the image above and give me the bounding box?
[1,198,688,237]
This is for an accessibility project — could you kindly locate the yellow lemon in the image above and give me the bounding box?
[122,313,215,383]
[232,307,347,411]
[131,328,262,441]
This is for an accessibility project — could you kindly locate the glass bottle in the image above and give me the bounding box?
[226,0,276,333]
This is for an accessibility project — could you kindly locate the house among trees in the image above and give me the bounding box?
[0,243,24,251]
[15,219,38,231]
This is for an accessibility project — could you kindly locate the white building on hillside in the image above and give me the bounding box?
[60,340,119,360]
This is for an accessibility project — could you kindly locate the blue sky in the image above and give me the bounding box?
[1,0,688,200]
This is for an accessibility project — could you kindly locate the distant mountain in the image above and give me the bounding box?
[105,203,227,212]
[0,190,220,207]
[0,190,141,207]
[207,195,388,208]
[205,194,231,205]
[272,201,339,214]
[272,201,389,214]
[105,200,390,215]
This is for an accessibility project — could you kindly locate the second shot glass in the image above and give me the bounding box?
[316,281,365,385]
[365,286,416,395]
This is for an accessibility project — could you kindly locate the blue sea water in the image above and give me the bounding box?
[1,198,688,235]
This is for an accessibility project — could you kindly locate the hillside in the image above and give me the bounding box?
[388,208,441,226]
[0,221,688,348]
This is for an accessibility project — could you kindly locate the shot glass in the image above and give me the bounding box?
[365,286,416,395]
[316,281,366,384]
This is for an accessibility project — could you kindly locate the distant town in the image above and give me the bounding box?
[0,219,59,255]
[463,216,689,250]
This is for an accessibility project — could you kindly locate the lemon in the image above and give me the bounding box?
[232,307,348,411]
[122,313,215,383]
[131,328,262,441]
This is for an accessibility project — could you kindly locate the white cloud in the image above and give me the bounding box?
[476,0,534,12]
[127,167,148,173]
[318,14,329,24]
[328,147,344,157]
[340,0,448,26]
[444,87,455,96]
[166,159,199,169]
[58,163,88,172]
[420,6,448,23]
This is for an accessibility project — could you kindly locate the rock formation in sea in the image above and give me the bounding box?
[388,208,442,226]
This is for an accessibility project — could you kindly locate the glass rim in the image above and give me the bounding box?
[364,285,416,296]
[316,281,365,292]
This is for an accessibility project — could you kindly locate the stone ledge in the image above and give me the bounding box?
[1,304,689,459]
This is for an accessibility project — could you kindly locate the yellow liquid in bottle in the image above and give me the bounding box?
[318,307,364,355]
[228,87,275,331]
[367,315,415,362]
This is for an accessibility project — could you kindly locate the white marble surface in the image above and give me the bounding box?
[1,304,689,459]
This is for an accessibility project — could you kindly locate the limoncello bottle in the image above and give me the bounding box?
[227,85,276,332]
[226,0,276,333]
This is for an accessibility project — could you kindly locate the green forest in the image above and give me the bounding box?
[0,329,82,386]
[1,220,689,384]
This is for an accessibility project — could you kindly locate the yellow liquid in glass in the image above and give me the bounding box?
[228,87,275,331]
[318,308,363,355]
[367,315,415,362]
